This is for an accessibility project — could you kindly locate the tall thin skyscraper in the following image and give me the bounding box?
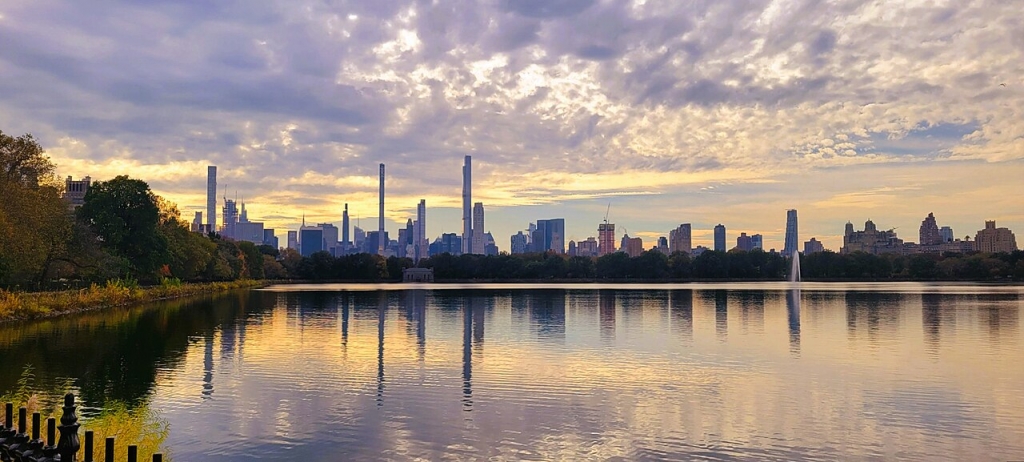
[342,203,350,246]
[206,166,217,232]
[472,202,485,254]
[462,156,472,255]
[415,199,426,262]
[784,209,799,256]
[378,163,385,256]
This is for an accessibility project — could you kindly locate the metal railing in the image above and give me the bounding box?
[0,393,163,462]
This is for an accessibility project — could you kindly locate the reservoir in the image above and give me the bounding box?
[1,283,1022,461]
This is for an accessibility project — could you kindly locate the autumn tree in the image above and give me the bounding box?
[78,176,169,281]
[0,131,77,288]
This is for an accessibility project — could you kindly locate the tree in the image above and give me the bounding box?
[668,251,692,279]
[1,131,54,187]
[77,176,168,281]
[596,252,631,278]
[635,250,669,279]
[693,251,728,279]
[566,256,595,279]
[158,201,215,281]
[0,131,78,288]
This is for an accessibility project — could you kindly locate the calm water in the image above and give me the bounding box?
[1,283,1023,461]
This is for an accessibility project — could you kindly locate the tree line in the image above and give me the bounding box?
[1,131,275,289]
[286,247,1024,281]
[3,129,1022,289]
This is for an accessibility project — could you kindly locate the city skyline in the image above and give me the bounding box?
[1,1,1022,252]
[77,160,1022,255]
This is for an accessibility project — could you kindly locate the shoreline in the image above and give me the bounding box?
[0,280,266,324]
[264,278,1022,284]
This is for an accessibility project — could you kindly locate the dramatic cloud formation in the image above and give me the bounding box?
[1,0,1022,250]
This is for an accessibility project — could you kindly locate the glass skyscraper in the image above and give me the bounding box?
[784,209,799,257]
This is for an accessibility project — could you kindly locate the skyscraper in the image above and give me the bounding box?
[939,226,954,243]
[974,221,1018,253]
[207,166,217,232]
[669,223,692,254]
[318,223,339,255]
[222,197,238,238]
[378,163,385,256]
[598,223,616,255]
[576,237,599,257]
[300,227,324,257]
[263,229,278,249]
[484,232,499,256]
[920,212,942,246]
[415,199,427,262]
[737,232,753,251]
[462,155,472,255]
[511,231,528,254]
[621,234,643,257]
[354,226,366,250]
[342,203,350,247]
[783,209,798,257]
[399,220,413,258]
[287,230,298,250]
[536,219,566,254]
[751,234,763,250]
[714,224,726,252]
[472,202,485,254]
[804,238,825,254]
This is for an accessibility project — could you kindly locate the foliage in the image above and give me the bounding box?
[0,131,54,186]
[0,131,75,288]
[800,250,1024,280]
[77,176,168,281]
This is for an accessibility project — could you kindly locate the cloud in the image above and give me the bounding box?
[0,0,1022,250]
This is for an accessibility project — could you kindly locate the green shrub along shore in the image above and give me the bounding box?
[0,278,264,322]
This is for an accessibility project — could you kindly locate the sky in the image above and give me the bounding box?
[1,0,1022,252]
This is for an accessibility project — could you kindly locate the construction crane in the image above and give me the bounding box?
[604,203,611,225]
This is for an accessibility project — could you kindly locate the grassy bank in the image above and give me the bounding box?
[0,279,264,322]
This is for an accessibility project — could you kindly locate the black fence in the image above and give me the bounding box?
[0,393,163,462]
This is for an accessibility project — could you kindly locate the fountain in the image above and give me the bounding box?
[789,250,801,283]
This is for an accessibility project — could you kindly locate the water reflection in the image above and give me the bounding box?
[1,285,1023,461]
[787,289,801,355]
[845,292,903,346]
[599,290,616,341]
[922,293,943,354]
[737,291,766,334]
[202,332,214,399]
[340,292,350,353]
[715,290,728,340]
[462,295,473,411]
[377,292,385,406]
[982,293,1019,342]
[669,290,692,340]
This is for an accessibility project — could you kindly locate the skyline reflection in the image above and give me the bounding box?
[1,285,1022,461]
